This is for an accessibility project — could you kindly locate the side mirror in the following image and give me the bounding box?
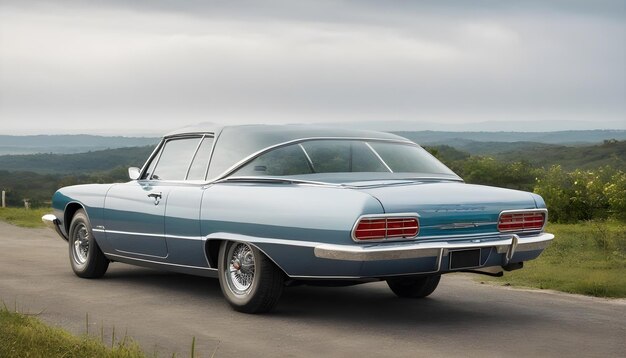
[128,167,141,180]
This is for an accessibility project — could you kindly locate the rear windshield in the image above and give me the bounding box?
[230,139,456,177]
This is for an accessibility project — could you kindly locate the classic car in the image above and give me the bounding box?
[42,124,554,313]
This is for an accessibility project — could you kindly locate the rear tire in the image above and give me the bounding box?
[68,209,109,278]
[218,241,284,313]
[386,275,441,298]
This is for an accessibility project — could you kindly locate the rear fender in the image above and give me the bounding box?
[204,232,320,277]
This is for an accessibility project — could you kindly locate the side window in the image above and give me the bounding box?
[368,142,454,175]
[151,137,201,180]
[301,140,388,173]
[301,141,351,172]
[187,137,214,180]
[232,144,312,176]
[142,149,159,180]
[351,142,389,172]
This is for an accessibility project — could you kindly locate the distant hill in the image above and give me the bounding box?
[0,133,623,175]
[393,130,626,145]
[425,140,625,171]
[0,146,156,174]
[435,140,562,156]
[491,140,626,171]
[2,130,623,156]
[0,135,159,155]
[321,120,626,132]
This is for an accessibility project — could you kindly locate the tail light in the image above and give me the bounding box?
[498,210,546,232]
[353,216,419,241]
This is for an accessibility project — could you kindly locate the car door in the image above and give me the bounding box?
[163,135,215,267]
[103,136,203,258]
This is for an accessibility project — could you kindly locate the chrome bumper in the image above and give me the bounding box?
[42,214,68,241]
[314,233,554,264]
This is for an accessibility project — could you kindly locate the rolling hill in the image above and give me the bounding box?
[0,146,156,174]
[0,135,159,155]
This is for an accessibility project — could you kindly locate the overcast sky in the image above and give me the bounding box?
[0,0,624,135]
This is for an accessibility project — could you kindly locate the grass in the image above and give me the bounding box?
[0,305,145,358]
[0,207,49,228]
[486,220,626,298]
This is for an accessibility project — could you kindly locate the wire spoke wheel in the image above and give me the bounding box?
[218,241,284,313]
[226,243,256,295]
[68,209,109,278]
[72,224,90,265]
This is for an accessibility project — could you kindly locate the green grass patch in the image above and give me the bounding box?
[487,220,626,298]
[0,207,49,228]
[0,306,145,358]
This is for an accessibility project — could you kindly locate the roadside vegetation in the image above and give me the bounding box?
[484,221,626,298]
[0,306,145,358]
[0,207,48,228]
[424,146,625,298]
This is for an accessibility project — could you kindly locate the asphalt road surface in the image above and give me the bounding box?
[1,221,624,357]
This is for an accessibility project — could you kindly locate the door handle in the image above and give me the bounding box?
[147,192,162,205]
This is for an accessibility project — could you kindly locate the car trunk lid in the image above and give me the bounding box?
[354,182,538,238]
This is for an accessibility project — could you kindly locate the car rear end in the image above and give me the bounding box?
[313,181,553,278]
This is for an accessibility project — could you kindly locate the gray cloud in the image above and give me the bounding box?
[0,0,624,135]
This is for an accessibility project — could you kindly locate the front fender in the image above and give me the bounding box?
[51,183,116,246]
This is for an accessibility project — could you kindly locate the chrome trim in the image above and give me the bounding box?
[42,214,68,241]
[432,222,497,230]
[505,234,519,265]
[288,274,377,280]
[128,167,141,180]
[408,231,502,242]
[113,248,168,259]
[298,143,316,173]
[204,130,222,180]
[497,208,549,233]
[350,212,420,243]
[205,233,321,248]
[203,234,313,275]
[139,139,165,179]
[105,253,217,274]
[93,228,203,241]
[364,142,393,173]
[215,176,344,188]
[185,134,207,180]
[340,176,465,187]
[152,135,204,181]
[314,232,554,262]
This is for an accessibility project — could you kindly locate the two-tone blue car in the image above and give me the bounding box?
[43,124,554,313]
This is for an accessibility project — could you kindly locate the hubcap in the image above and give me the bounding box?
[226,243,255,295]
[72,224,90,265]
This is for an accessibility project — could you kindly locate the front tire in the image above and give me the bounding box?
[218,241,284,313]
[386,275,441,298]
[68,209,109,278]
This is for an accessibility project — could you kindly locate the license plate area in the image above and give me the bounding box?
[449,249,481,270]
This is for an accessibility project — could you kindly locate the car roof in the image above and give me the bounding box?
[165,124,412,180]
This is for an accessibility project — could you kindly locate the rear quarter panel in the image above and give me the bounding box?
[200,183,384,276]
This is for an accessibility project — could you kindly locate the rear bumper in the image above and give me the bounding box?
[42,214,68,241]
[314,233,554,265]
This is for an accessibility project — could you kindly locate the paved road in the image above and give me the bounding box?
[1,221,624,357]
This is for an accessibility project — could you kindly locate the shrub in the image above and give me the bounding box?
[534,165,625,223]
